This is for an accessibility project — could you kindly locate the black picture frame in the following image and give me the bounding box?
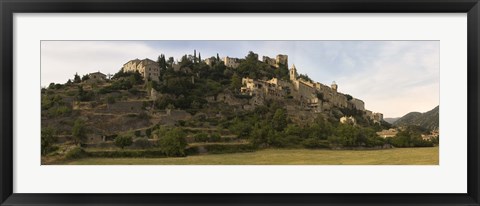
[1,0,479,205]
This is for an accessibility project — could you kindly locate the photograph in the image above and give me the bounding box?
[40,40,439,165]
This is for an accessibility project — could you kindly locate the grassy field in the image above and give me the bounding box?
[66,147,438,165]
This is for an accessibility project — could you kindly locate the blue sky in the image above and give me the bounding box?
[41,40,439,118]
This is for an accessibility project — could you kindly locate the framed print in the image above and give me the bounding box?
[1,0,479,205]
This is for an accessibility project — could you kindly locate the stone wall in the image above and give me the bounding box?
[224,56,240,68]
[262,56,277,67]
[350,98,365,111]
[95,100,145,114]
[276,54,288,67]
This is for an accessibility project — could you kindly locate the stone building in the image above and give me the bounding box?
[373,113,383,122]
[87,71,106,83]
[229,55,385,122]
[287,64,384,121]
[340,116,356,125]
[122,58,160,82]
[240,77,288,99]
[262,56,277,67]
[276,54,288,67]
[376,128,398,138]
[262,54,289,68]
[223,56,241,68]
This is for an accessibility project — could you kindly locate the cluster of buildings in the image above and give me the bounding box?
[109,54,384,123]
[119,54,290,83]
[239,55,384,123]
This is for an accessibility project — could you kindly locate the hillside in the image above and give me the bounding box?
[393,106,439,131]
[41,50,439,164]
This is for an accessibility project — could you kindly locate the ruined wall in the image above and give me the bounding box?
[350,98,365,111]
[276,54,288,67]
[224,57,240,68]
[262,56,277,67]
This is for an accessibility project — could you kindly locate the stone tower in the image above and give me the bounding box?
[276,54,288,68]
[290,64,298,81]
[331,81,338,92]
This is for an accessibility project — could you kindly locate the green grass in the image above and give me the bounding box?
[65,147,438,165]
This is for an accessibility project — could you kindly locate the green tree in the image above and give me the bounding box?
[193,49,197,63]
[73,73,81,83]
[194,133,209,142]
[158,128,187,156]
[272,108,288,131]
[72,119,87,145]
[230,73,242,92]
[167,57,175,68]
[81,74,90,82]
[41,127,58,155]
[179,55,193,68]
[134,138,150,149]
[157,54,167,70]
[115,135,133,149]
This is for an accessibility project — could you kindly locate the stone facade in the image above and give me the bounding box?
[376,128,398,138]
[122,58,160,82]
[276,54,288,67]
[350,98,365,111]
[262,54,289,68]
[262,56,277,67]
[241,77,288,99]
[87,71,106,83]
[224,56,241,68]
[240,63,383,122]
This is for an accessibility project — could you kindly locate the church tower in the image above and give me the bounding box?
[289,64,298,81]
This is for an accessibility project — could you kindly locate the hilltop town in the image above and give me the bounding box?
[41,51,438,163]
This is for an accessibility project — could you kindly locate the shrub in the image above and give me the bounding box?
[209,133,221,142]
[114,135,133,149]
[176,120,186,127]
[158,128,187,157]
[49,105,72,117]
[41,127,58,155]
[187,144,256,155]
[134,130,142,137]
[72,119,88,144]
[145,128,152,138]
[138,112,150,120]
[107,95,116,104]
[128,87,139,95]
[302,138,330,149]
[87,149,166,158]
[193,133,209,142]
[134,138,151,149]
[65,147,87,160]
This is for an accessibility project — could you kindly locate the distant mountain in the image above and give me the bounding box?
[393,106,439,131]
[383,117,400,124]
